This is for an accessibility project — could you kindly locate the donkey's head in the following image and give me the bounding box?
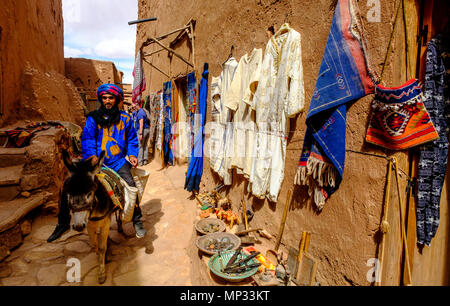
[62,150,105,232]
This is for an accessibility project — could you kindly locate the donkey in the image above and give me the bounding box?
[61,149,122,284]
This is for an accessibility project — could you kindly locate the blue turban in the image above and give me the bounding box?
[96,84,124,103]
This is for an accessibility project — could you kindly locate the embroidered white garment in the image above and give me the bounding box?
[225,48,263,178]
[209,57,238,185]
[248,23,305,202]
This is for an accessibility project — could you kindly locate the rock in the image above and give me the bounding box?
[23,244,64,262]
[31,224,55,242]
[80,252,99,279]
[1,275,37,286]
[41,202,59,215]
[108,230,127,245]
[37,264,67,285]
[64,241,91,254]
[21,191,31,198]
[6,257,31,276]
[0,245,11,262]
[20,219,32,236]
[0,264,12,278]
[20,173,45,191]
[0,224,23,261]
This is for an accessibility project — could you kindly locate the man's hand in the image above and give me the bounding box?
[129,155,138,168]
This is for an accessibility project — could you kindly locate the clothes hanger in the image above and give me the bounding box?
[266,26,275,39]
[276,22,290,36]
[222,45,235,65]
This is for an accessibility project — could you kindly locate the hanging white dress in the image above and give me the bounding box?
[209,57,238,185]
[249,23,305,202]
[225,48,263,179]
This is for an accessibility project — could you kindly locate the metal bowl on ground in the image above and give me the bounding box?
[195,232,241,255]
[195,218,226,235]
[208,250,259,282]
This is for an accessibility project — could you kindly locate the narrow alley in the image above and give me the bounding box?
[0,160,199,286]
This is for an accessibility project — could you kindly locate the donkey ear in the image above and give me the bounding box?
[62,149,76,173]
[91,150,106,174]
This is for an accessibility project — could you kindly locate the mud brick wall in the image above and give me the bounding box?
[0,0,85,128]
[137,0,420,285]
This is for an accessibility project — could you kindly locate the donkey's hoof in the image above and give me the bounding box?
[98,270,106,284]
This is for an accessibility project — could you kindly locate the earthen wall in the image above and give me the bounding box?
[0,0,85,128]
[136,0,449,285]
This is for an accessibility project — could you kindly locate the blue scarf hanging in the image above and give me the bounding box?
[185,64,208,192]
[294,0,376,210]
[163,81,173,166]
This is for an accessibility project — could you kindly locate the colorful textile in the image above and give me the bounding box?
[416,35,450,246]
[187,71,198,158]
[155,90,164,152]
[163,81,173,166]
[81,111,139,172]
[366,79,439,150]
[148,92,161,151]
[4,121,64,148]
[185,64,209,192]
[132,50,146,104]
[96,83,124,102]
[294,0,376,210]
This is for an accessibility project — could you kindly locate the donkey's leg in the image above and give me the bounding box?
[116,210,123,233]
[87,222,98,252]
[97,217,111,284]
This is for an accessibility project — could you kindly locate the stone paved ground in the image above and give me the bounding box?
[0,159,200,286]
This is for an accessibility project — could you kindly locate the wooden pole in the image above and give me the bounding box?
[274,189,292,251]
[376,158,393,286]
[143,47,165,57]
[141,25,191,48]
[142,58,170,78]
[295,231,307,280]
[242,188,248,231]
[393,158,412,286]
[149,36,194,68]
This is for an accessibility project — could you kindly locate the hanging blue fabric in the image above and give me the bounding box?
[163,81,173,166]
[185,63,208,192]
[294,0,376,210]
[187,71,197,163]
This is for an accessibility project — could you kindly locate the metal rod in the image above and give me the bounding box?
[128,17,157,25]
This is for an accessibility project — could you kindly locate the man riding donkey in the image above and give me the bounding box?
[47,84,147,242]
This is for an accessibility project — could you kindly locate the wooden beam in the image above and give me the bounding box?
[141,25,191,48]
[142,58,170,78]
[149,36,194,67]
[143,48,165,57]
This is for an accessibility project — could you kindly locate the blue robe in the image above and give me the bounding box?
[81,111,139,172]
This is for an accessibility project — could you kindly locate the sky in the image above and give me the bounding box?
[62,0,138,84]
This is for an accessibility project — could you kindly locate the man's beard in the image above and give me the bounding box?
[89,103,121,128]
